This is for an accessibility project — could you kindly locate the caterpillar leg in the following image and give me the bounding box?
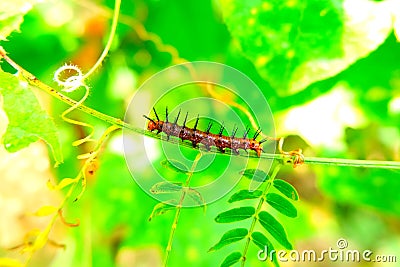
[191,141,198,148]
[218,147,226,153]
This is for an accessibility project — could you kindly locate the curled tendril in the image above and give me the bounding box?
[53,64,96,147]
[58,210,80,227]
[53,64,85,93]
[278,137,305,168]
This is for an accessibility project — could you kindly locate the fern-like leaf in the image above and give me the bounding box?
[258,211,293,249]
[240,169,270,182]
[220,252,242,267]
[215,207,255,223]
[265,193,297,218]
[251,232,279,267]
[209,228,248,252]
[228,190,263,203]
[273,179,299,201]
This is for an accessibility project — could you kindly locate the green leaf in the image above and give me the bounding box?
[228,189,262,203]
[251,232,279,267]
[150,181,183,194]
[161,159,189,173]
[0,0,40,40]
[0,70,63,164]
[220,0,396,94]
[220,252,242,267]
[215,207,255,223]
[0,15,23,41]
[240,169,269,182]
[266,193,297,218]
[318,167,400,216]
[258,211,292,249]
[186,188,206,211]
[273,179,299,201]
[209,228,248,252]
[148,200,177,221]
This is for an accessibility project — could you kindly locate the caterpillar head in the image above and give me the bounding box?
[143,115,162,132]
[147,120,157,131]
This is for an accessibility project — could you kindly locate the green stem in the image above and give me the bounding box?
[164,152,202,267]
[241,163,282,267]
[0,48,399,170]
[82,0,121,80]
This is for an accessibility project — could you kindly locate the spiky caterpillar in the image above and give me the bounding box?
[143,107,269,157]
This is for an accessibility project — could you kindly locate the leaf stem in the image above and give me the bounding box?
[240,164,281,266]
[164,152,202,266]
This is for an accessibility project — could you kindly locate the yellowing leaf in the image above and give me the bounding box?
[26,224,52,252]
[0,258,23,267]
[47,178,76,190]
[32,205,58,217]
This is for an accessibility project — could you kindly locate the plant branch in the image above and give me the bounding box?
[0,48,399,170]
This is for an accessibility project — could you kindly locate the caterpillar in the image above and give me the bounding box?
[143,107,270,157]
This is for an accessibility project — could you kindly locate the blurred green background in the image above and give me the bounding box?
[1,0,400,266]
